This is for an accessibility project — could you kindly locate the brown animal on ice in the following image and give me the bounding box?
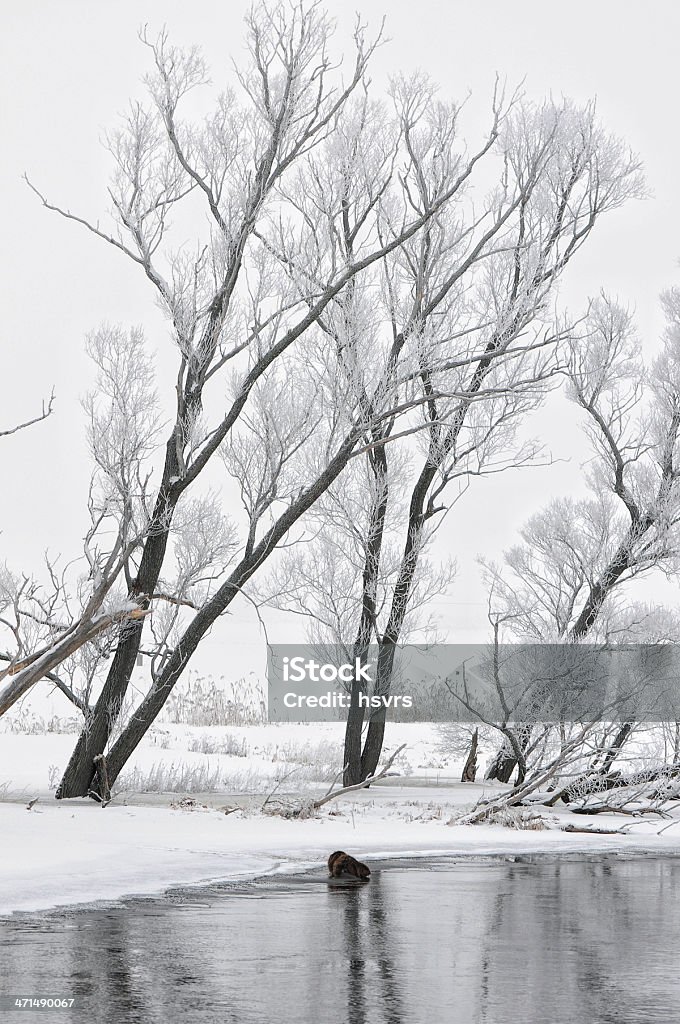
[327,851,371,879]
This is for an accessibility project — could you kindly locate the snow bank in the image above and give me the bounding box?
[3,789,680,917]
[3,724,680,917]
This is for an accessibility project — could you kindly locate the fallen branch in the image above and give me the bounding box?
[656,819,680,836]
[311,744,407,811]
[0,606,147,717]
[260,745,407,819]
[572,804,668,818]
[454,723,597,826]
[562,823,624,836]
[547,761,680,805]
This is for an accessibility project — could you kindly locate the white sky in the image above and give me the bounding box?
[2,1,679,682]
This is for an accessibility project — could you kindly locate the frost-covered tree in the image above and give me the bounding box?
[0,329,157,718]
[10,1,642,801]
[0,382,147,718]
[260,107,645,784]
[483,291,680,782]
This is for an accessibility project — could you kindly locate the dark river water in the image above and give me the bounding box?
[1,856,679,1024]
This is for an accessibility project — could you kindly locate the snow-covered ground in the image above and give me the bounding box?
[0,721,453,798]
[2,720,680,917]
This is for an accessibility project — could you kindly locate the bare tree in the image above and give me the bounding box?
[259,99,644,784]
[0,328,156,716]
[20,2,535,800]
[11,3,642,802]
[0,368,152,717]
[483,290,680,783]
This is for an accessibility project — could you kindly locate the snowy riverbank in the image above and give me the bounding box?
[3,722,680,916]
[3,786,680,917]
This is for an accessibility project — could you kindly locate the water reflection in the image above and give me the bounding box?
[1,857,679,1023]
[331,876,406,1024]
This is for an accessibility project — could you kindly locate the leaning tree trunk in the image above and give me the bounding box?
[543,721,636,806]
[82,438,359,800]
[57,438,183,799]
[596,721,634,776]
[89,571,245,796]
[485,724,532,783]
[56,623,144,798]
[360,708,387,781]
[461,728,479,782]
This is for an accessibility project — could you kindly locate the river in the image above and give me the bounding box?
[1,855,679,1023]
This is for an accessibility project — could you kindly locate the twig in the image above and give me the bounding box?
[656,819,680,836]
[0,390,55,437]
[261,767,300,810]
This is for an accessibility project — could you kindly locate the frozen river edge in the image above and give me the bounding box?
[3,782,680,918]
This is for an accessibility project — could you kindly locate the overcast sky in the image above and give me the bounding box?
[2,1,679,681]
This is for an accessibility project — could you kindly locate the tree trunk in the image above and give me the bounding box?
[94,584,240,792]
[342,441,388,786]
[597,721,633,776]
[360,710,387,781]
[345,314,525,785]
[356,641,398,781]
[82,437,358,799]
[461,728,479,782]
[56,623,144,797]
[56,437,184,798]
[343,675,368,786]
[485,724,532,783]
